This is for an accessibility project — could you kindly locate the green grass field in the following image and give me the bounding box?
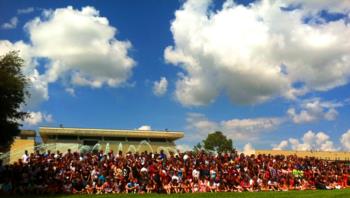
[4,189,350,198]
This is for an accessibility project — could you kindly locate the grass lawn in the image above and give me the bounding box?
[5,189,350,198]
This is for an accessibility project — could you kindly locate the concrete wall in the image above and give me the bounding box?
[9,138,35,164]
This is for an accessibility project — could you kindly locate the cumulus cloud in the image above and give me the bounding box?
[186,113,282,141]
[165,0,350,106]
[65,88,75,96]
[186,113,219,136]
[1,17,18,29]
[17,7,35,14]
[23,111,53,126]
[138,125,152,131]
[26,6,135,87]
[272,140,288,150]
[272,130,337,151]
[153,77,168,96]
[0,6,135,108]
[176,144,192,152]
[287,98,342,124]
[0,41,47,108]
[242,143,255,155]
[283,0,350,13]
[340,130,350,150]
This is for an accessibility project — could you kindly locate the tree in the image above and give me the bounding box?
[193,142,203,153]
[0,51,29,148]
[202,131,233,153]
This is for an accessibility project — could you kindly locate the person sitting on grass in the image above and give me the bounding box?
[62,180,72,194]
[300,178,311,191]
[268,179,278,191]
[85,184,94,194]
[191,178,199,193]
[207,179,216,192]
[260,179,269,192]
[199,177,208,192]
[182,180,191,193]
[171,175,181,193]
[146,180,155,193]
[125,178,139,193]
[102,179,113,194]
[240,177,253,192]
[213,177,220,192]
[163,178,172,194]
[95,180,103,194]
[112,179,122,194]
[279,179,289,191]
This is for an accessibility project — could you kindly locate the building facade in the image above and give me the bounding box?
[39,127,184,155]
[1,130,36,164]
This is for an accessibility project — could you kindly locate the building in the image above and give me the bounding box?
[1,130,36,164]
[255,150,350,161]
[39,127,184,155]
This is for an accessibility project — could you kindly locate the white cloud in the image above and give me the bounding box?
[65,88,75,96]
[0,41,47,108]
[283,0,350,13]
[165,0,350,106]
[153,77,168,96]
[26,6,135,87]
[340,130,350,150]
[138,125,152,131]
[186,113,282,141]
[272,140,288,150]
[242,143,255,155]
[287,98,342,124]
[0,6,135,108]
[1,17,18,29]
[273,130,337,151]
[176,144,192,152]
[23,111,53,126]
[17,7,35,14]
[26,70,49,107]
[186,113,219,137]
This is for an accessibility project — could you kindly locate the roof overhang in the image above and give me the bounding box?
[20,130,36,137]
[39,127,184,141]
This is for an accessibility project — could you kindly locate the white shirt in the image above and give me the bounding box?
[141,167,148,172]
[22,154,29,163]
[192,169,200,179]
[172,175,179,181]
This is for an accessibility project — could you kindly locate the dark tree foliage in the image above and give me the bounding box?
[0,51,29,148]
[202,131,233,153]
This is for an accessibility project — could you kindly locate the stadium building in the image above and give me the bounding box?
[39,127,184,154]
[1,127,184,164]
[0,130,36,164]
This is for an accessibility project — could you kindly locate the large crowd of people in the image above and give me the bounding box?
[0,148,349,195]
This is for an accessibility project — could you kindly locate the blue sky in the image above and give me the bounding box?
[1,0,350,152]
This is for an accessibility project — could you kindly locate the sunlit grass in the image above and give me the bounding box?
[6,188,350,198]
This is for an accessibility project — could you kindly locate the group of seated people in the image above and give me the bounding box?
[0,148,349,195]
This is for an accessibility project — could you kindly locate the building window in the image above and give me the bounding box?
[48,135,56,140]
[83,140,98,146]
[149,138,167,143]
[103,137,126,141]
[57,135,78,140]
[79,136,102,140]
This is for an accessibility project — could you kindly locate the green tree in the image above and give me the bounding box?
[0,51,29,148]
[193,142,203,153]
[202,131,233,153]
